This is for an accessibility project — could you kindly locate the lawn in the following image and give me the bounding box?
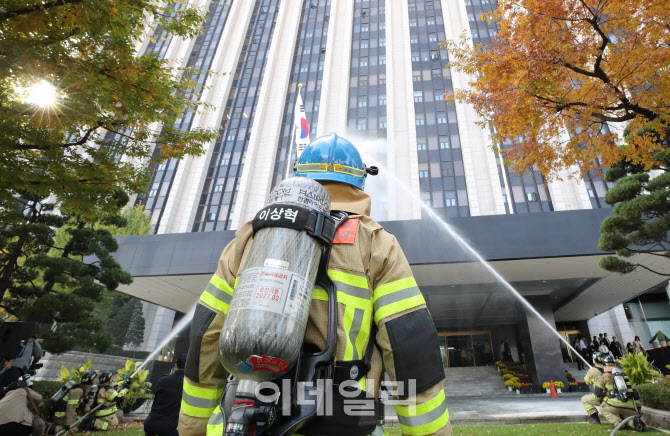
[96,422,667,436]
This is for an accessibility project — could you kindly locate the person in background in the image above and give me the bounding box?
[626,342,635,356]
[12,337,42,386]
[579,336,589,368]
[144,357,185,436]
[598,339,612,357]
[574,338,585,370]
[602,332,611,346]
[633,336,647,356]
[591,336,600,357]
[609,336,623,359]
[0,386,43,436]
[0,359,20,400]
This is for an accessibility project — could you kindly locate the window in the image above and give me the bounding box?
[412,55,420,62]
[437,112,447,124]
[378,118,387,128]
[358,96,367,107]
[300,66,308,72]
[417,139,427,150]
[416,114,425,126]
[431,51,440,61]
[360,40,369,48]
[379,75,386,84]
[587,189,595,198]
[412,71,421,81]
[427,19,435,25]
[410,37,419,44]
[445,192,457,207]
[359,76,368,87]
[419,171,429,178]
[149,189,158,197]
[357,119,367,130]
[472,33,478,38]
[429,33,438,42]
[207,212,217,221]
[361,25,369,32]
[432,68,441,81]
[303,48,311,54]
[435,91,444,101]
[214,184,224,192]
[360,57,368,66]
[439,137,450,149]
[378,96,387,105]
[409,21,417,27]
[468,14,475,22]
[379,38,386,47]
[380,24,386,30]
[526,192,539,202]
[379,57,386,65]
[158,162,167,171]
[413,90,423,102]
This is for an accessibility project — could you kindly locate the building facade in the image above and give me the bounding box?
[118,0,670,379]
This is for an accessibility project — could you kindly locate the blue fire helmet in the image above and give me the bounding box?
[294,133,378,190]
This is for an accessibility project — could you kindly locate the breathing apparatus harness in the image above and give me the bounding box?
[221,205,381,436]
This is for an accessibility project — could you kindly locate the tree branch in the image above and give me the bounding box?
[0,0,84,21]
[633,263,670,277]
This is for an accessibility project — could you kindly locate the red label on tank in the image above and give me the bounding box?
[333,218,359,244]
[248,355,289,375]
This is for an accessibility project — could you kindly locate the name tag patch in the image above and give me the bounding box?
[333,218,359,244]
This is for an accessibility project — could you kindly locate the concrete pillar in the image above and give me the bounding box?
[384,0,421,220]
[317,0,354,136]
[440,0,505,216]
[520,298,568,386]
[232,0,304,227]
[158,0,256,233]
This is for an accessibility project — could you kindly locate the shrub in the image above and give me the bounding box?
[504,378,519,387]
[617,352,660,386]
[637,383,670,411]
[554,381,564,389]
[29,380,62,417]
[542,382,550,390]
[503,373,515,381]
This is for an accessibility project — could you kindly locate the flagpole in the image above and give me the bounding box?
[285,84,302,179]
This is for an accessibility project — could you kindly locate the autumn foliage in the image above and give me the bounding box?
[446,0,670,179]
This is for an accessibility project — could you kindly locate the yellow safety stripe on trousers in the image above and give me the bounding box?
[604,398,638,409]
[395,389,449,436]
[199,274,236,314]
[584,404,596,412]
[206,405,225,436]
[100,421,109,430]
[182,379,223,419]
[67,399,79,404]
[95,406,118,417]
[54,411,66,417]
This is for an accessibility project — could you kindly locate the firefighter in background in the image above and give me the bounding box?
[582,352,605,424]
[54,371,97,433]
[93,371,128,431]
[179,133,451,436]
[598,356,645,430]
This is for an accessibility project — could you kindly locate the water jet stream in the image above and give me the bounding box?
[357,147,593,369]
[131,304,197,378]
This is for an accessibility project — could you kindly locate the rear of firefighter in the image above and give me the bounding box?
[178,134,451,436]
[53,371,97,434]
[93,371,128,431]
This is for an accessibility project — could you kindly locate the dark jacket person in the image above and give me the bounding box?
[144,359,185,436]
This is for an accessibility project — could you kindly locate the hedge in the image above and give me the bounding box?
[637,383,670,411]
[29,380,63,417]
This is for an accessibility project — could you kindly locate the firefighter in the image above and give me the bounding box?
[92,371,128,431]
[598,356,645,430]
[581,352,605,424]
[179,133,450,436]
[54,371,97,434]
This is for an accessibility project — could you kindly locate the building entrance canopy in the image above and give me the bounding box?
[111,208,670,323]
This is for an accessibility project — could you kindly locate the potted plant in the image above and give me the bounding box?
[650,331,669,348]
[512,381,521,394]
[542,382,551,393]
[116,360,153,414]
[617,352,660,386]
[505,378,519,391]
[554,381,564,394]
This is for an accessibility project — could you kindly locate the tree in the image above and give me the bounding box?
[0,0,217,223]
[125,299,145,349]
[108,298,145,348]
[598,126,670,275]
[446,0,670,180]
[0,1,216,352]
[0,190,132,353]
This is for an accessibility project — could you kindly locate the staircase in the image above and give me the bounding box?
[443,366,509,398]
[564,362,588,383]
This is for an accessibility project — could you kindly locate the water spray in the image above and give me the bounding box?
[357,146,593,369]
[131,304,197,378]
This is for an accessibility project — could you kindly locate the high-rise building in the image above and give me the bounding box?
[119,0,670,383]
